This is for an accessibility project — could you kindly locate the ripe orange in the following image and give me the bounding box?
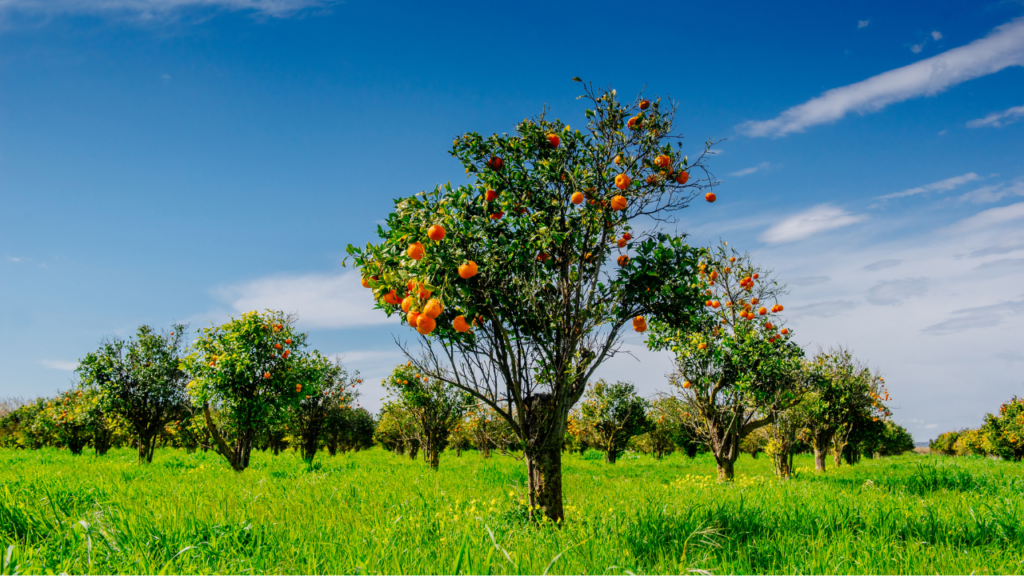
[776,304,784,312]
[491,212,503,220]
[383,289,399,305]
[487,157,503,170]
[296,384,302,393]
[428,224,446,241]
[729,257,736,263]
[453,315,471,333]
[614,174,631,190]
[614,155,623,165]
[764,322,774,330]
[408,311,421,327]
[571,191,584,204]
[711,300,721,309]
[780,328,789,335]
[485,189,498,201]
[407,242,425,260]
[611,195,628,211]
[274,343,282,350]
[683,380,691,389]
[627,116,640,129]
[705,300,713,306]
[632,316,647,332]
[617,238,627,248]
[617,255,630,266]
[698,343,707,350]
[402,296,415,313]
[622,232,632,241]
[418,288,431,299]
[758,307,768,315]
[705,192,717,203]
[263,372,271,379]
[752,273,759,280]
[423,298,443,319]
[282,350,290,359]
[458,261,478,279]
[416,316,437,335]
[547,133,560,148]
[639,99,650,110]
[537,252,548,262]
[655,155,671,168]
[750,297,759,305]
[709,271,718,280]
[285,338,292,345]
[676,171,689,185]
[361,276,370,288]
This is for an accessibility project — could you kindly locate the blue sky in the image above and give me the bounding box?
[2,0,1023,441]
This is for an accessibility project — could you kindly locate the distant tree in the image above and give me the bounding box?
[337,407,376,453]
[650,243,803,480]
[347,81,716,521]
[981,397,1024,461]
[460,403,513,458]
[575,380,649,463]
[385,363,469,469]
[290,354,360,464]
[38,389,94,454]
[182,310,308,472]
[954,428,987,456]
[0,399,50,449]
[375,401,422,457]
[929,431,960,456]
[76,324,189,464]
[875,421,915,456]
[631,396,699,459]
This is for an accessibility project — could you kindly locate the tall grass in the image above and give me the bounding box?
[1,447,1022,574]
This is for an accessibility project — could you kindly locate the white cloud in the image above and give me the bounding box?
[958,179,1024,203]
[737,17,1024,137]
[951,201,1024,232]
[967,104,1024,128]
[7,256,29,262]
[910,43,924,54]
[215,271,395,330]
[876,172,981,201]
[858,20,870,29]
[866,278,928,306]
[932,30,943,41]
[863,259,902,271]
[41,359,78,371]
[760,204,867,244]
[0,0,332,18]
[729,161,771,177]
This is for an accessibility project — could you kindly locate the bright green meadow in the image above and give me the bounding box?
[1,447,1022,574]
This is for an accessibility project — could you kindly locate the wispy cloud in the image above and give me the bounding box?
[967,104,1024,128]
[214,271,394,330]
[729,161,771,177]
[0,0,333,18]
[858,20,870,29]
[41,359,78,371]
[951,201,1024,232]
[932,31,943,41]
[7,256,30,262]
[737,17,1024,137]
[863,259,902,271]
[923,299,1024,335]
[958,179,1024,203]
[761,204,867,244]
[866,278,928,306]
[876,172,981,201]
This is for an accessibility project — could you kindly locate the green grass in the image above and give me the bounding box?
[1,447,1022,574]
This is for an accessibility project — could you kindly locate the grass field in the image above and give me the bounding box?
[1,447,1023,575]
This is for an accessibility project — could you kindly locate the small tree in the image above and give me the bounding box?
[76,324,189,464]
[463,403,515,458]
[930,431,960,456]
[290,354,360,464]
[650,243,803,480]
[385,363,469,469]
[347,81,716,521]
[954,428,987,456]
[182,310,308,472]
[576,380,649,463]
[375,401,422,456]
[324,404,375,455]
[981,397,1024,461]
[39,389,94,454]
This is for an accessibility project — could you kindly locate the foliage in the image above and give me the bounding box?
[289,353,360,463]
[930,430,960,456]
[631,395,700,459]
[346,81,718,520]
[374,401,422,457]
[650,242,803,480]
[384,363,469,468]
[181,310,309,471]
[324,407,376,455]
[981,397,1024,461]
[76,324,189,463]
[574,380,650,463]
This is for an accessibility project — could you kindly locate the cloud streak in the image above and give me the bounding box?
[0,0,333,18]
[761,204,867,244]
[729,161,771,177]
[738,17,1024,137]
[967,104,1024,128]
[876,172,981,201]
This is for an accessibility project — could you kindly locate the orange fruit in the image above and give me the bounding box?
[614,174,631,190]
[711,300,721,309]
[676,171,689,185]
[296,384,302,393]
[758,307,768,315]
[655,155,671,169]
[282,350,290,359]
[458,261,478,279]
[614,155,623,165]
[571,192,584,204]
[752,273,759,280]
[408,311,421,327]
[751,297,759,305]
[698,343,707,350]
[537,252,548,262]
[705,192,716,203]
[547,133,560,148]
[683,380,691,389]
[764,322,774,330]
[485,189,498,201]
[617,255,630,266]
[627,116,640,129]
[263,372,271,379]
[610,195,628,211]
[705,300,712,306]
[423,298,443,319]
[401,296,415,313]
[418,288,431,299]
[622,232,632,241]
[729,257,736,263]
[776,304,784,312]
[617,238,627,248]
[361,276,370,288]
[407,242,425,260]
[428,225,446,241]
[453,315,470,333]
[285,338,292,344]
[416,316,437,335]
[383,289,399,305]
[491,212,503,220]
[487,156,503,170]
[780,328,789,335]
[274,343,282,350]
[632,316,647,332]
[709,271,718,280]
[639,99,650,110]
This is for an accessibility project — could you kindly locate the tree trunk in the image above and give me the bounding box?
[429,448,440,469]
[716,457,735,481]
[138,435,152,464]
[527,445,564,523]
[773,451,792,479]
[606,449,617,464]
[814,447,827,472]
[812,430,833,472]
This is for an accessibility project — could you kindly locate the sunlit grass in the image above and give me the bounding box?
[1,447,1022,574]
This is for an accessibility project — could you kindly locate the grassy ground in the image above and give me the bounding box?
[1,446,1022,574]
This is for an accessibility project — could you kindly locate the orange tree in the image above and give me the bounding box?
[576,380,650,463]
[181,310,308,471]
[346,80,717,521]
[76,324,189,464]
[290,353,360,464]
[385,362,469,469]
[982,397,1024,461]
[649,243,803,481]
